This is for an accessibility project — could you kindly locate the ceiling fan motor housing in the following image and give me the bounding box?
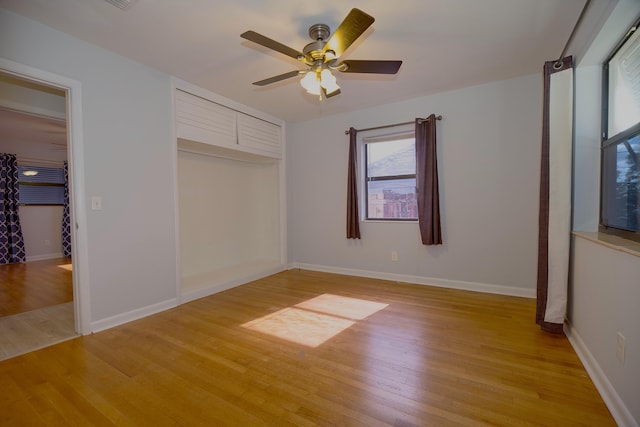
[303,24,331,61]
[308,23,330,41]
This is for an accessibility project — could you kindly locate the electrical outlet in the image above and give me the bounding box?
[616,332,626,364]
[391,251,398,261]
[44,239,51,246]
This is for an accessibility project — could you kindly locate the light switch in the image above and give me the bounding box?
[91,196,102,211]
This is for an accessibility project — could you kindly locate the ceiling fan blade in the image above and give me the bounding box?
[323,8,375,58]
[252,70,302,86]
[322,87,341,98]
[340,60,402,74]
[241,31,303,60]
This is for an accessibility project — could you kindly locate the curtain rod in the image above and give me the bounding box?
[344,115,442,135]
[553,0,591,69]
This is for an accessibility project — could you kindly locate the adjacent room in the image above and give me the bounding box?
[0,0,638,425]
[0,72,76,360]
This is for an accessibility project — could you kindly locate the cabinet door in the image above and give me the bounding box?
[237,113,282,157]
[176,90,236,147]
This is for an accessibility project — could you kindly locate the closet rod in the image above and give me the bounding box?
[345,115,442,135]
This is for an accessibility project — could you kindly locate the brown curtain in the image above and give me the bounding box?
[415,115,442,245]
[536,57,573,334]
[346,127,361,239]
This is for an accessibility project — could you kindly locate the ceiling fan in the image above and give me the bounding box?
[240,8,402,99]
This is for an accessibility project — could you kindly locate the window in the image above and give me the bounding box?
[364,133,417,220]
[601,19,640,241]
[18,165,65,205]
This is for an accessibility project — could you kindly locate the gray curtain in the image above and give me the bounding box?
[536,57,573,334]
[0,153,26,264]
[62,160,71,257]
[346,127,361,239]
[415,115,442,245]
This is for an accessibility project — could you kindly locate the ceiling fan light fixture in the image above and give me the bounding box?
[300,69,340,98]
[320,69,340,95]
[300,70,321,95]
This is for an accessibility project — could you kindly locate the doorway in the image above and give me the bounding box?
[0,59,89,359]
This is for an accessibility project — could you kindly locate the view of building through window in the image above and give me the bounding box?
[365,137,417,220]
[603,135,639,232]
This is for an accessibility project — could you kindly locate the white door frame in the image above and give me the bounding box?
[0,57,91,334]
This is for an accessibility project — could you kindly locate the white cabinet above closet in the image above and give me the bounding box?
[175,89,237,148]
[237,113,281,156]
[175,89,282,159]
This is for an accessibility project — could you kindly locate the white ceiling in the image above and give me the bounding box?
[0,108,66,144]
[0,73,67,158]
[0,108,68,162]
[0,0,589,122]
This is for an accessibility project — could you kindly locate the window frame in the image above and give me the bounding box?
[600,18,640,242]
[361,129,418,222]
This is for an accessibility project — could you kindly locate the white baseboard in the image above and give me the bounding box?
[564,322,638,427]
[90,264,285,333]
[26,252,64,262]
[180,265,285,304]
[288,263,535,298]
[181,280,244,304]
[90,298,179,333]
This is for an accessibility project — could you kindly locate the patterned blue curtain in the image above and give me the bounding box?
[0,154,26,264]
[62,160,71,257]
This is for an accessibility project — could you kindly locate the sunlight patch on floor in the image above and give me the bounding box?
[242,294,388,347]
[295,294,388,320]
[57,263,73,272]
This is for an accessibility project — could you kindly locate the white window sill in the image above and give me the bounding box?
[572,231,640,258]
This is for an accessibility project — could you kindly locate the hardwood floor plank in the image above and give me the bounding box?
[0,270,615,426]
[0,257,73,317]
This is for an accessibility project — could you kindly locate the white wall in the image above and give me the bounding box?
[569,1,640,425]
[19,205,63,261]
[0,9,177,325]
[570,237,640,425]
[287,74,542,295]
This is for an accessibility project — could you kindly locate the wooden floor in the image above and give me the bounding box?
[0,257,73,317]
[0,302,76,361]
[0,269,614,426]
[0,257,76,360]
